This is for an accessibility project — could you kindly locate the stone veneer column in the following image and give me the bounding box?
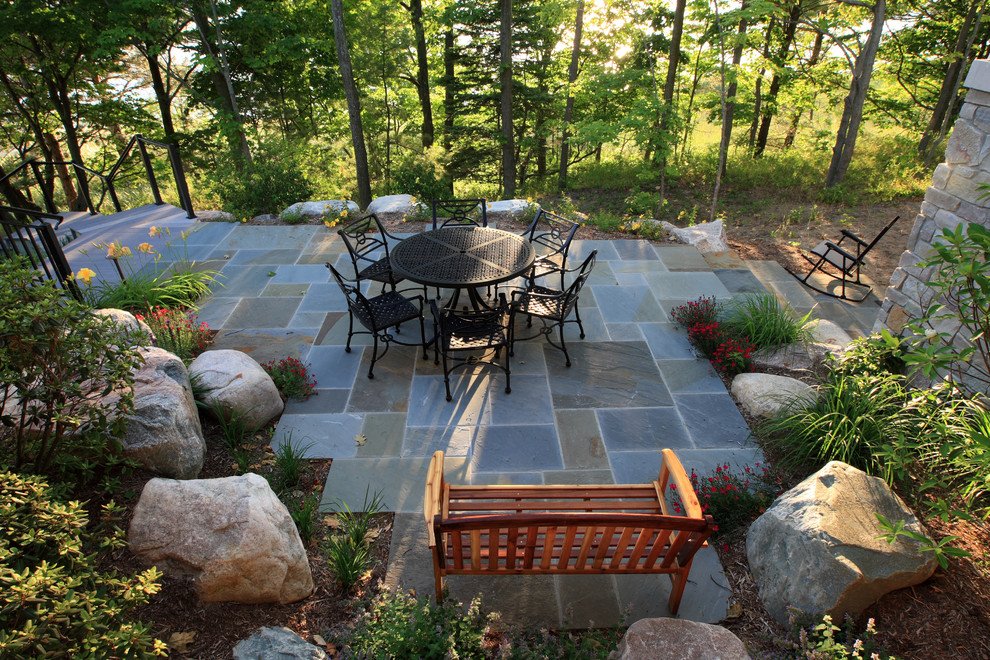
[876,60,990,334]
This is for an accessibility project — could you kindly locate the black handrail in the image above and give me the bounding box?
[0,134,195,219]
[0,205,82,302]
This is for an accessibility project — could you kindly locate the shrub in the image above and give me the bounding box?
[210,140,314,219]
[830,330,906,379]
[0,471,166,658]
[323,489,385,592]
[135,307,212,362]
[0,260,142,474]
[333,587,492,659]
[671,296,721,329]
[687,321,725,360]
[390,150,451,200]
[767,611,894,659]
[262,357,317,401]
[722,293,811,351]
[711,336,754,376]
[671,463,780,540]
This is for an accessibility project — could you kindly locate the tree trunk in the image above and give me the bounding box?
[718,1,749,176]
[408,0,435,148]
[145,46,176,140]
[330,0,372,208]
[655,0,687,218]
[189,0,252,165]
[500,0,515,198]
[754,2,802,156]
[825,0,885,188]
[783,29,823,149]
[44,134,77,211]
[749,21,774,149]
[558,0,584,190]
[0,163,40,210]
[442,26,455,194]
[41,67,89,212]
[919,0,987,160]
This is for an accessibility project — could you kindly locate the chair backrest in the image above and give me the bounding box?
[862,215,900,254]
[337,213,390,275]
[430,293,508,348]
[431,199,488,229]
[326,261,378,331]
[522,208,579,259]
[559,250,597,316]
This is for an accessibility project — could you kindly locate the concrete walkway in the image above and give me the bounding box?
[170,221,880,628]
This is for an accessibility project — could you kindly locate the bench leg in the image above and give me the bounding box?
[668,557,694,616]
[433,552,444,604]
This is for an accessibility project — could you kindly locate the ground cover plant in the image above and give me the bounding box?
[262,357,318,401]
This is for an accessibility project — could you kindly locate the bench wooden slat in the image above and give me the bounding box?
[425,449,714,616]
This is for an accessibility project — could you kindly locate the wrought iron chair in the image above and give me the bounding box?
[431,199,488,229]
[326,262,428,379]
[509,250,597,367]
[337,213,405,292]
[788,216,900,302]
[520,208,579,289]
[429,294,511,401]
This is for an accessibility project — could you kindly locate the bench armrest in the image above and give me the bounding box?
[424,450,445,548]
[659,449,704,520]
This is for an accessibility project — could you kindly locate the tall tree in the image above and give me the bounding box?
[754,0,802,156]
[717,0,750,176]
[330,0,372,208]
[403,0,435,148]
[500,0,515,198]
[655,0,687,216]
[558,0,585,190]
[825,0,885,188]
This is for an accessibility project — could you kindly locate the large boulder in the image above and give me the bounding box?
[751,342,834,373]
[93,308,153,343]
[661,220,729,254]
[608,618,750,660]
[129,473,314,604]
[367,194,421,216]
[487,199,534,217]
[747,461,937,625]
[731,373,815,418]
[233,627,327,660]
[118,347,205,479]
[188,349,283,429]
[281,200,360,221]
[804,319,853,349]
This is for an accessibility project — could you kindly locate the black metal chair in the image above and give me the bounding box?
[431,199,488,229]
[520,208,579,289]
[509,250,596,367]
[430,294,511,401]
[337,213,405,292]
[326,262,428,379]
[789,216,900,302]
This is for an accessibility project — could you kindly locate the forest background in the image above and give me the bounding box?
[0,0,981,233]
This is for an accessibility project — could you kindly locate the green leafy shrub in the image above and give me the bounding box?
[767,611,894,659]
[830,330,906,378]
[711,336,755,376]
[211,141,314,219]
[334,587,492,659]
[262,357,318,401]
[722,293,811,351]
[390,150,451,200]
[0,260,142,474]
[135,307,212,362]
[671,296,721,329]
[323,489,385,592]
[0,471,166,658]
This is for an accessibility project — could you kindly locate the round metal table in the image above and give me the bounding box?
[390,226,535,309]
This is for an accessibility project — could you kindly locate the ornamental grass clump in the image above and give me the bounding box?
[722,292,812,351]
[262,357,318,400]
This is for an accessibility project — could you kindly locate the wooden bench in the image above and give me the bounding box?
[423,448,715,615]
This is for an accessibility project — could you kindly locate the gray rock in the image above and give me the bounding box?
[282,200,360,221]
[487,199,534,217]
[731,373,815,418]
[660,220,729,254]
[747,461,937,625]
[609,618,750,660]
[367,194,419,215]
[751,342,834,373]
[188,349,283,429]
[129,473,314,604]
[195,210,236,223]
[804,319,853,349]
[92,308,153,343]
[233,626,327,660]
[117,347,205,479]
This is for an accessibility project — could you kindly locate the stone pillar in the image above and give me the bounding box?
[875,60,990,334]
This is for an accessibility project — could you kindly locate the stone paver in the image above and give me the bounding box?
[171,223,879,629]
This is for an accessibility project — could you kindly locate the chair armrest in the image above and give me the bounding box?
[823,240,860,265]
[424,451,446,547]
[658,449,704,520]
[839,229,869,248]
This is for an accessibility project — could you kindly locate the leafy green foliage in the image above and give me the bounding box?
[390,150,451,200]
[85,266,218,312]
[671,463,781,541]
[207,402,259,475]
[272,435,312,493]
[722,293,812,351]
[875,514,970,570]
[210,140,314,219]
[288,490,322,545]
[335,588,492,659]
[768,611,894,660]
[830,330,906,378]
[323,489,385,592]
[0,260,142,474]
[0,471,166,658]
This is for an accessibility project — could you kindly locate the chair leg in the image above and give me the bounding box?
[419,315,429,360]
[504,353,511,394]
[558,320,571,368]
[574,301,586,339]
[368,336,379,379]
[441,351,453,402]
[345,311,355,353]
[508,310,516,357]
[667,558,693,616]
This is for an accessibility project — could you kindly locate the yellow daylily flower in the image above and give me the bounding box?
[137,242,156,254]
[75,268,96,285]
[149,226,161,237]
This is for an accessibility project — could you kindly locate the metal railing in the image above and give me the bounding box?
[0,134,195,219]
[0,206,82,302]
